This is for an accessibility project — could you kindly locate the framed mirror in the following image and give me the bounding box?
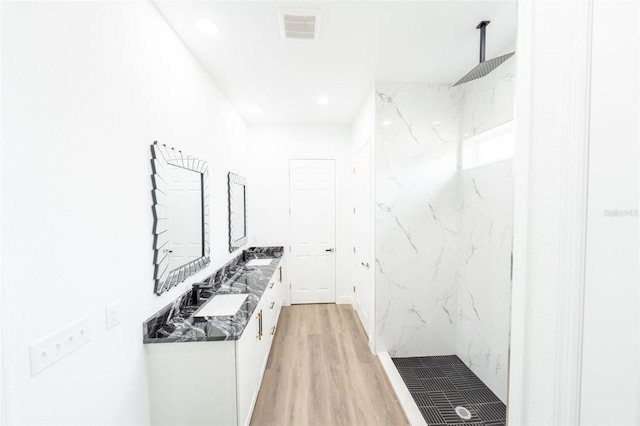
[151,142,210,295]
[228,172,247,252]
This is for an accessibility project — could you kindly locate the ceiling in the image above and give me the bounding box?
[153,1,517,125]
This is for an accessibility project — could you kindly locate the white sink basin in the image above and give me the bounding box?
[195,294,248,317]
[246,259,272,267]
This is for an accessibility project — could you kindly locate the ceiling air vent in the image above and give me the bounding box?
[278,8,321,40]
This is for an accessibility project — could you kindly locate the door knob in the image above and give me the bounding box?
[361,261,370,268]
[325,248,335,252]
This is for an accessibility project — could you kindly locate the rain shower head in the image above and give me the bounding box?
[453,52,515,86]
[452,21,515,87]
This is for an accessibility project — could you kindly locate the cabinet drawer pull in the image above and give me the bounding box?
[256,310,263,340]
[269,282,274,289]
[270,326,275,336]
[279,266,282,283]
[270,301,275,309]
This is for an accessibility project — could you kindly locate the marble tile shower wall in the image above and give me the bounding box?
[374,82,463,356]
[374,57,516,399]
[457,160,513,404]
[458,55,515,138]
[456,57,515,404]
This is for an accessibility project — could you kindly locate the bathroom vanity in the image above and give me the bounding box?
[143,247,286,426]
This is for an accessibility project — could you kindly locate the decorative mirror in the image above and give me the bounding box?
[151,142,210,295]
[228,172,247,252]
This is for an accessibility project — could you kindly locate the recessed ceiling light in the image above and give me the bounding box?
[248,107,262,114]
[317,97,329,105]
[432,121,441,125]
[196,18,219,36]
[382,120,392,126]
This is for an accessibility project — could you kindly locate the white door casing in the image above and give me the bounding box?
[289,159,336,304]
[508,1,594,424]
[352,143,374,342]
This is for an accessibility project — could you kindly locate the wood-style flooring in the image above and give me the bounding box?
[250,304,408,426]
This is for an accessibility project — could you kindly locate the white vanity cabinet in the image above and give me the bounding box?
[146,257,286,426]
[235,287,270,426]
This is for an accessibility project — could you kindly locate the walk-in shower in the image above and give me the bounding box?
[374,26,516,424]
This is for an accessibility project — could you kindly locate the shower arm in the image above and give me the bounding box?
[477,21,490,63]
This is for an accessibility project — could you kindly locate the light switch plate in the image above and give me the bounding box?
[29,317,91,377]
[105,301,120,329]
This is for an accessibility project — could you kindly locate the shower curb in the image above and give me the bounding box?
[378,351,428,426]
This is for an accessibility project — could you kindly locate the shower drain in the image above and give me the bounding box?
[455,406,472,420]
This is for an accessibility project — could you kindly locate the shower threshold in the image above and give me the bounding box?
[391,355,506,426]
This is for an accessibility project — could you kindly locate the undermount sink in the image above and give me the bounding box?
[195,294,248,317]
[246,259,272,267]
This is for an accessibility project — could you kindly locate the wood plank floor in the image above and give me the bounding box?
[250,304,408,426]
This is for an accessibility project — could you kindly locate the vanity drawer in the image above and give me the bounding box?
[264,266,285,342]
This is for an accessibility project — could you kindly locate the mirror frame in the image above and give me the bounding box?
[151,141,210,295]
[228,172,248,252]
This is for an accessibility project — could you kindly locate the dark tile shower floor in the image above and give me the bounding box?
[392,355,506,426]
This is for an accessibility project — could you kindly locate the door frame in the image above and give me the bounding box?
[287,158,337,305]
[508,1,592,424]
[351,141,376,352]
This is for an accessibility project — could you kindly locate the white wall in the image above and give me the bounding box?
[246,125,353,305]
[374,82,461,356]
[352,88,375,155]
[1,2,248,424]
[580,1,639,424]
[351,87,376,345]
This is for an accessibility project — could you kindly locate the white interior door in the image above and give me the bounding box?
[352,143,373,339]
[289,159,336,304]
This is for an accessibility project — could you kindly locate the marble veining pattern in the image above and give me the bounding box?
[374,82,462,357]
[456,160,513,403]
[143,246,283,343]
[455,56,515,403]
[459,55,515,139]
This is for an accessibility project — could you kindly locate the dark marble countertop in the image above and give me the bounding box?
[143,246,284,344]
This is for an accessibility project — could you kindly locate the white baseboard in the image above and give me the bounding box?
[377,351,427,426]
[336,295,353,305]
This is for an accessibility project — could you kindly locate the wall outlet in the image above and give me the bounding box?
[29,317,91,377]
[105,301,120,330]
